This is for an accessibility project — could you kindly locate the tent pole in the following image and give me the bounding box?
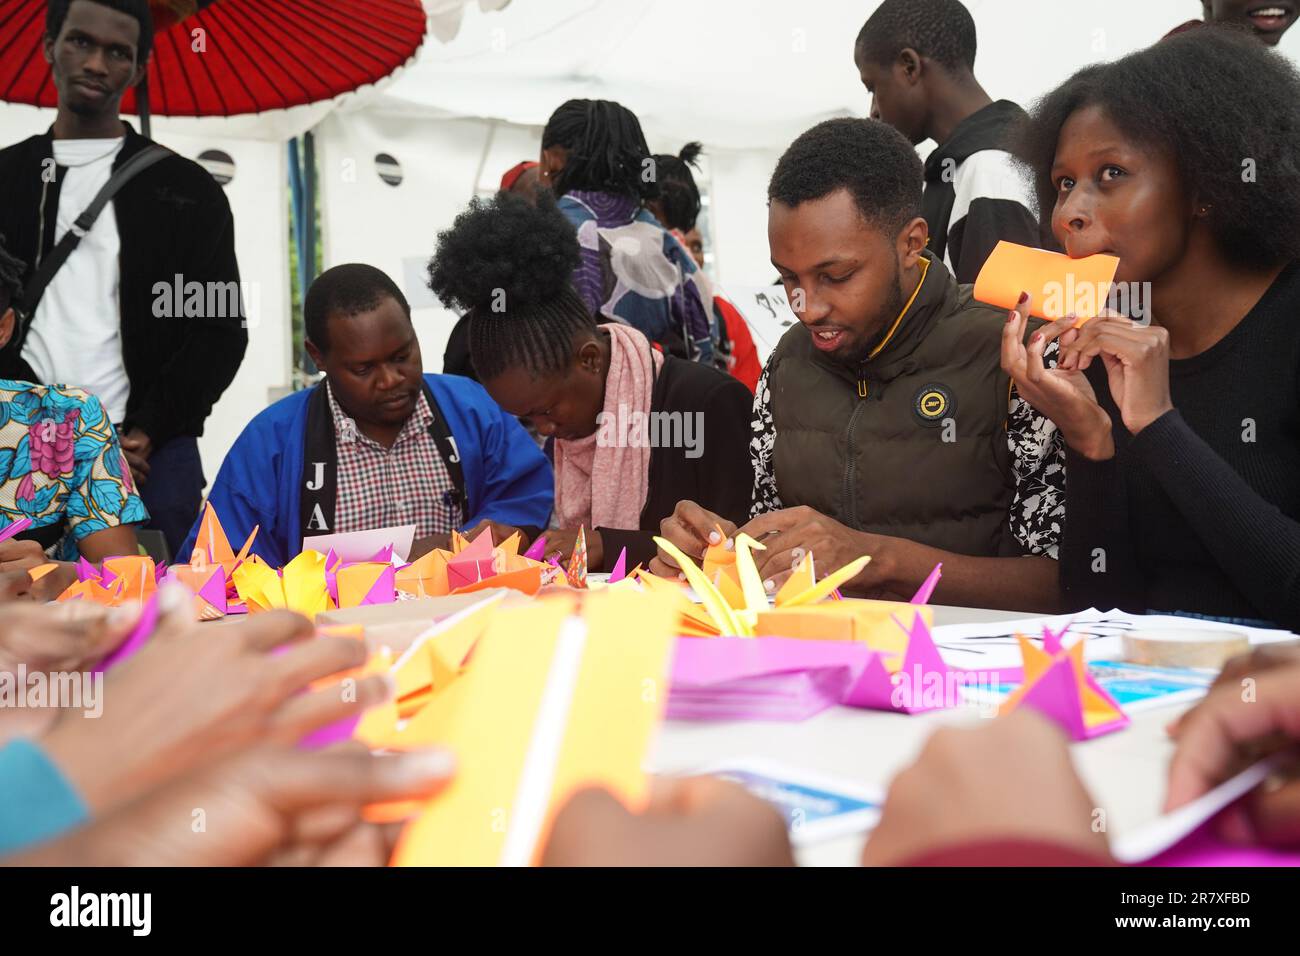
[288,137,314,376]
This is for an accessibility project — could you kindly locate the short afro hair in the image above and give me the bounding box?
[855,0,977,73]
[427,191,594,381]
[305,264,411,354]
[768,118,922,236]
[47,0,154,63]
[1016,26,1300,269]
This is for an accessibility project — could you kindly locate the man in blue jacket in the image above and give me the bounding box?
[181,264,553,566]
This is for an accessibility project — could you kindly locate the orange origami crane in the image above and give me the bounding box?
[189,501,259,577]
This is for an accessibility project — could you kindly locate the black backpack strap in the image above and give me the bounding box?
[422,381,468,524]
[17,144,172,322]
[299,384,339,535]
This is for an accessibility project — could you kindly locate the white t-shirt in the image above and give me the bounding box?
[22,137,131,424]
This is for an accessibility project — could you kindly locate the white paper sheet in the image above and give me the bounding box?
[932,608,1297,671]
[302,524,416,564]
[1111,756,1284,863]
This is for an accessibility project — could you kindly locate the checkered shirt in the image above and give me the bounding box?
[327,384,459,537]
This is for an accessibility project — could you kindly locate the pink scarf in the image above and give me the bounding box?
[553,323,664,531]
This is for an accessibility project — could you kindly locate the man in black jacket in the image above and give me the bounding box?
[853,0,1042,283]
[0,0,247,556]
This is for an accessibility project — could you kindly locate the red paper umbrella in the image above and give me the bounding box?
[0,0,428,116]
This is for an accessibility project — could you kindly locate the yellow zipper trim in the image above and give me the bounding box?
[866,255,930,361]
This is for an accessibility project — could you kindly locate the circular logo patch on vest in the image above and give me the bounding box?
[913,383,954,427]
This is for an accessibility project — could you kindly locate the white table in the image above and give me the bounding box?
[648,605,1184,866]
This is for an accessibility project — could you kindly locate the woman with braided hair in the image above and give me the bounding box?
[539,99,721,368]
[647,142,762,394]
[428,192,753,572]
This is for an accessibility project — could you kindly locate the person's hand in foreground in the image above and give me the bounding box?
[648,500,738,580]
[861,710,1111,866]
[0,600,140,675]
[1165,654,1300,848]
[0,538,46,576]
[540,527,602,570]
[39,584,394,815]
[0,600,144,742]
[0,540,80,603]
[542,775,793,866]
[6,744,454,867]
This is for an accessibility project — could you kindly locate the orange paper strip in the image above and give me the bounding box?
[974,240,1120,324]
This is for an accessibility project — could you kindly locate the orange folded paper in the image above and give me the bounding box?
[190,501,259,574]
[28,562,59,583]
[974,240,1120,325]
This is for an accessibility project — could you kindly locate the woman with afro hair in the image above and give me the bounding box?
[1002,27,1300,628]
[428,192,753,572]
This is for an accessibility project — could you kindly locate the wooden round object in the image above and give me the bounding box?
[1122,630,1251,670]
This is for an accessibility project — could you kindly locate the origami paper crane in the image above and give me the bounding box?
[446,528,502,590]
[189,501,259,576]
[336,561,397,609]
[100,555,157,604]
[166,560,228,620]
[997,625,1129,740]
[56,555,159,607]
[232,550,331,617]
[56,576,126,605]
[608,547,629,583]
[565,526,588,588]
[651,534,871,637]
[395,548,449,598]
[669,611,954,719]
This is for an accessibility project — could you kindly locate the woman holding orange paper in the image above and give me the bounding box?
[1004,28,1300,628]
[427,193,753,573]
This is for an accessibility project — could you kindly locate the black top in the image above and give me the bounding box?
[443,313,477,382]
[1061,261,1300,628]
[594,353,753,571]
[0,124,247,446]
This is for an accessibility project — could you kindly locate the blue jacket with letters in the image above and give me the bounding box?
[180,374,553,566]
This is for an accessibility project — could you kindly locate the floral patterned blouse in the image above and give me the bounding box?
[0,380,148,558]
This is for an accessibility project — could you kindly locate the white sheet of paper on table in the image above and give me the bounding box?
[1110,756,1283,863]
[931,608,1297,672]
[302,524,416,564]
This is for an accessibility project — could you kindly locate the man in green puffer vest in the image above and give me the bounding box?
[651,118,1064,613]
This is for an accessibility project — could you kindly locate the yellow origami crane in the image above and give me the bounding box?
[232,550,331,617]
[650,534,871,637]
